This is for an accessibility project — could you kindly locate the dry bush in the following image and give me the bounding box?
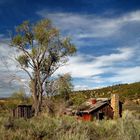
[0,110,140,140]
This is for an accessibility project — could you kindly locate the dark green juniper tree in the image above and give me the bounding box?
[11,19,76,116]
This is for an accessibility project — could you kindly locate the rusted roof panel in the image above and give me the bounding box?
[79,101,108,114]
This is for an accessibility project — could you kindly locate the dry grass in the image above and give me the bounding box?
[0,110,139,140]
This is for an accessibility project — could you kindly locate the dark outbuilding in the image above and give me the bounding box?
[12,105,32,119]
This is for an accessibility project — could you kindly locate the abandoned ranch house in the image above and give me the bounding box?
[76,94,123,121]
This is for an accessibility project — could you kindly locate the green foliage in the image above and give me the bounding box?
[12,34,23,46]
[71,94,87,106]
[31,47,37,58]
[62,37,77,56]
[17,55,29,67]
[57,74,73,101]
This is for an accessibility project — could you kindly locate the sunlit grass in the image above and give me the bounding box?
[0,110,139,140]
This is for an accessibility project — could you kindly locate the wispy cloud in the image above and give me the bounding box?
[108,66,140,83]
[74,85,91,91]
[54,46,140,89]
[55,47,137,77]
[0,39,30,96]
[37,10,140,46]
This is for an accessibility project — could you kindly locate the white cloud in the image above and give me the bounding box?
[0,43,16,70]
[0,40,30,96]
[93,47,135,67]
[108,66,140,83]
[55,45,140,89]
[74,85,91,91]
[55,55,103,78]
[72,65,140,90]
[55,47,136,78]
[37,10,140,42]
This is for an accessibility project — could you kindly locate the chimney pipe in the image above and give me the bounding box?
[91,99,96,104]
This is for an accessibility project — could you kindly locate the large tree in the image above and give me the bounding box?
[11,19,76,116]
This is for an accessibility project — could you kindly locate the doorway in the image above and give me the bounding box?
[99,112,104,120]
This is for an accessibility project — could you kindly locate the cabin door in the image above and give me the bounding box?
[99,112,104,120]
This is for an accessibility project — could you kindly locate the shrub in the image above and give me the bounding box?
[0,111,140,140]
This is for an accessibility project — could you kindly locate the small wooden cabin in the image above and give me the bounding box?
[76,94,123,121]
[12,105,32,119]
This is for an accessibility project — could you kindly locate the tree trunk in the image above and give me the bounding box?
[32,78,43,116]
[34,99,41,116]
[33,91,43,116]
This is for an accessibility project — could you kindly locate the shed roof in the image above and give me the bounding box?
[78,100,109,114]
[17,104,32,107]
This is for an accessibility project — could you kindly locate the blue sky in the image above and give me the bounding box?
[0,0,140,97]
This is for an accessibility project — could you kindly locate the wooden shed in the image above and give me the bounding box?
[12,105,32,119]
[76,95,123,121]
